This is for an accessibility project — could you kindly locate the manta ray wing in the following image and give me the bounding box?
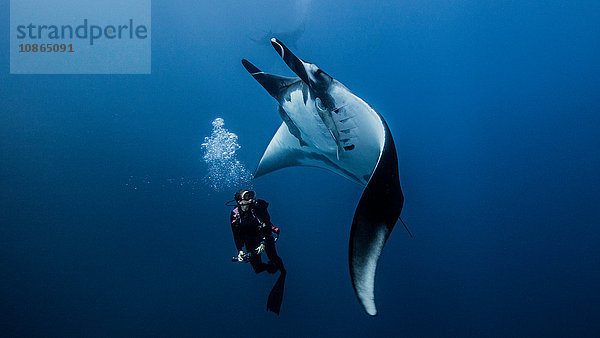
[349,116,403,316]
[255,122,369,185]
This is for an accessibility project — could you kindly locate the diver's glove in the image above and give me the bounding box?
[255,243,265,255]
[237,251,245,262]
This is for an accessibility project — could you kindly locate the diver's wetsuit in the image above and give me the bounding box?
[230,199,284,274]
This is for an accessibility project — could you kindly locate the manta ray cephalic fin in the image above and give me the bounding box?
[242,59,300,99]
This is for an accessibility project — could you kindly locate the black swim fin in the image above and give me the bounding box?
[266,270,286,315]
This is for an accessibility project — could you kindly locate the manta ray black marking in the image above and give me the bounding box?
[242,39,404,316]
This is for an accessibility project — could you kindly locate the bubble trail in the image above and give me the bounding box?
[201,118,253,191]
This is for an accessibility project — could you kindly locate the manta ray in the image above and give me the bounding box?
[242,39,404,316]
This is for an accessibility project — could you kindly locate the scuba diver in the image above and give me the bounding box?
[229,189,286,314]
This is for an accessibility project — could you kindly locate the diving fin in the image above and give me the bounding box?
[266,270,287,315]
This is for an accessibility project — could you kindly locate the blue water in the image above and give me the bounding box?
[2,1,600,336]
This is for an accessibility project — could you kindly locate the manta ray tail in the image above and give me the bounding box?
[349,117,403,316]
[242,59,299,99]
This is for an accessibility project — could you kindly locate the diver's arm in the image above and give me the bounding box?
[254,199,272,225]
[230,211,244,252]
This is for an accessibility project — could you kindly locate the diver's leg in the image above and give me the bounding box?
[249,255,268,274]
[265,236,284,273]
[265,235,287,314]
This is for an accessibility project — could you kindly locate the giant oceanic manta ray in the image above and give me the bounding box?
[242,39,404,316]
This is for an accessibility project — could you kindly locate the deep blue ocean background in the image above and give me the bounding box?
[2,1,600,336]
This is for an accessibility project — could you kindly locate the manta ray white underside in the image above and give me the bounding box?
[255,84,385,186]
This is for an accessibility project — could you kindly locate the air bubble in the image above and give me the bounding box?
[201,118,253,191]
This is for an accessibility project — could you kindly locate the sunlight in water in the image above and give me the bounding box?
[201,118,253,191]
